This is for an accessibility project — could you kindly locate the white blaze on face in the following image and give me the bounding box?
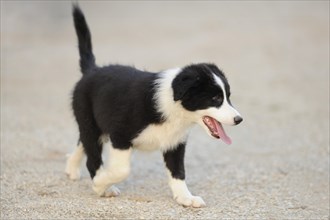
[211,74,241,125]
[196,74,242,144]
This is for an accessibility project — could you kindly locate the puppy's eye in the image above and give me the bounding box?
[212,95,222,102]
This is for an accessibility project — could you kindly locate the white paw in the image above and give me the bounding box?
[103,186,121,197]
[65,145,85,180]
[65,158,81,180]
[65,169,81,180]
[175,195,206,208]
[93,184,120,197]
[92,183,107,196]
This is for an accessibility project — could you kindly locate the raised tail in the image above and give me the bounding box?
[72,5,96,75]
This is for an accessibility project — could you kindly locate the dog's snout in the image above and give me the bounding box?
[234,116,243,125]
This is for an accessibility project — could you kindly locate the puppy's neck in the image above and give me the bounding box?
[154,68,195,125]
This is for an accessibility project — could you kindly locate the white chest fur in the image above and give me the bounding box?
[132,68,196,152]
[132,119,193,152]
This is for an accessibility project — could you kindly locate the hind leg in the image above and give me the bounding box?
[92,142,132,197]
[65,141,85,180]
[79,126,103,180]
[74,113,121,196]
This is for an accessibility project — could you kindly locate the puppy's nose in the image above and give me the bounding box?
[234,116,243,125]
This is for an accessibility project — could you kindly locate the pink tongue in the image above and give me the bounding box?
[211,118,232,145]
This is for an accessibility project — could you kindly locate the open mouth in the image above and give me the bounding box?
[202,116,232,145]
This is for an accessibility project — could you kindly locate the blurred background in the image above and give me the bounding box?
[1,1,329,219]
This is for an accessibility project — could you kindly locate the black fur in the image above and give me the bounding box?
[71,5,236,180]
[72,6,165,178]
[73,5,96,74]
[172,64,231,111]
[72,67,166,178]
[163,143,186,180]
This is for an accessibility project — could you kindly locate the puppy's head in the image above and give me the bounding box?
[172,63,242,144]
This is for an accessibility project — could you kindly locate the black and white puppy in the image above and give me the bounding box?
[66,5,243,208]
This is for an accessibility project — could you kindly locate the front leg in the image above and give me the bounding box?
[163,143,206,208]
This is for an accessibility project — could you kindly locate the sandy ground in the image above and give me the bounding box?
[1,1,329,219]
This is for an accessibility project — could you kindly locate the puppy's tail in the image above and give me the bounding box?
[72,4,96,75]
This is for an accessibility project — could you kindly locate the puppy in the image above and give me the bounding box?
[66,5,242,208]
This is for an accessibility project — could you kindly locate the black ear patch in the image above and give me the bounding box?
[171,63,229,111]
[172,72,200,101]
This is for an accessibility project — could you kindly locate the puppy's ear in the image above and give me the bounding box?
[172,72,200,101]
